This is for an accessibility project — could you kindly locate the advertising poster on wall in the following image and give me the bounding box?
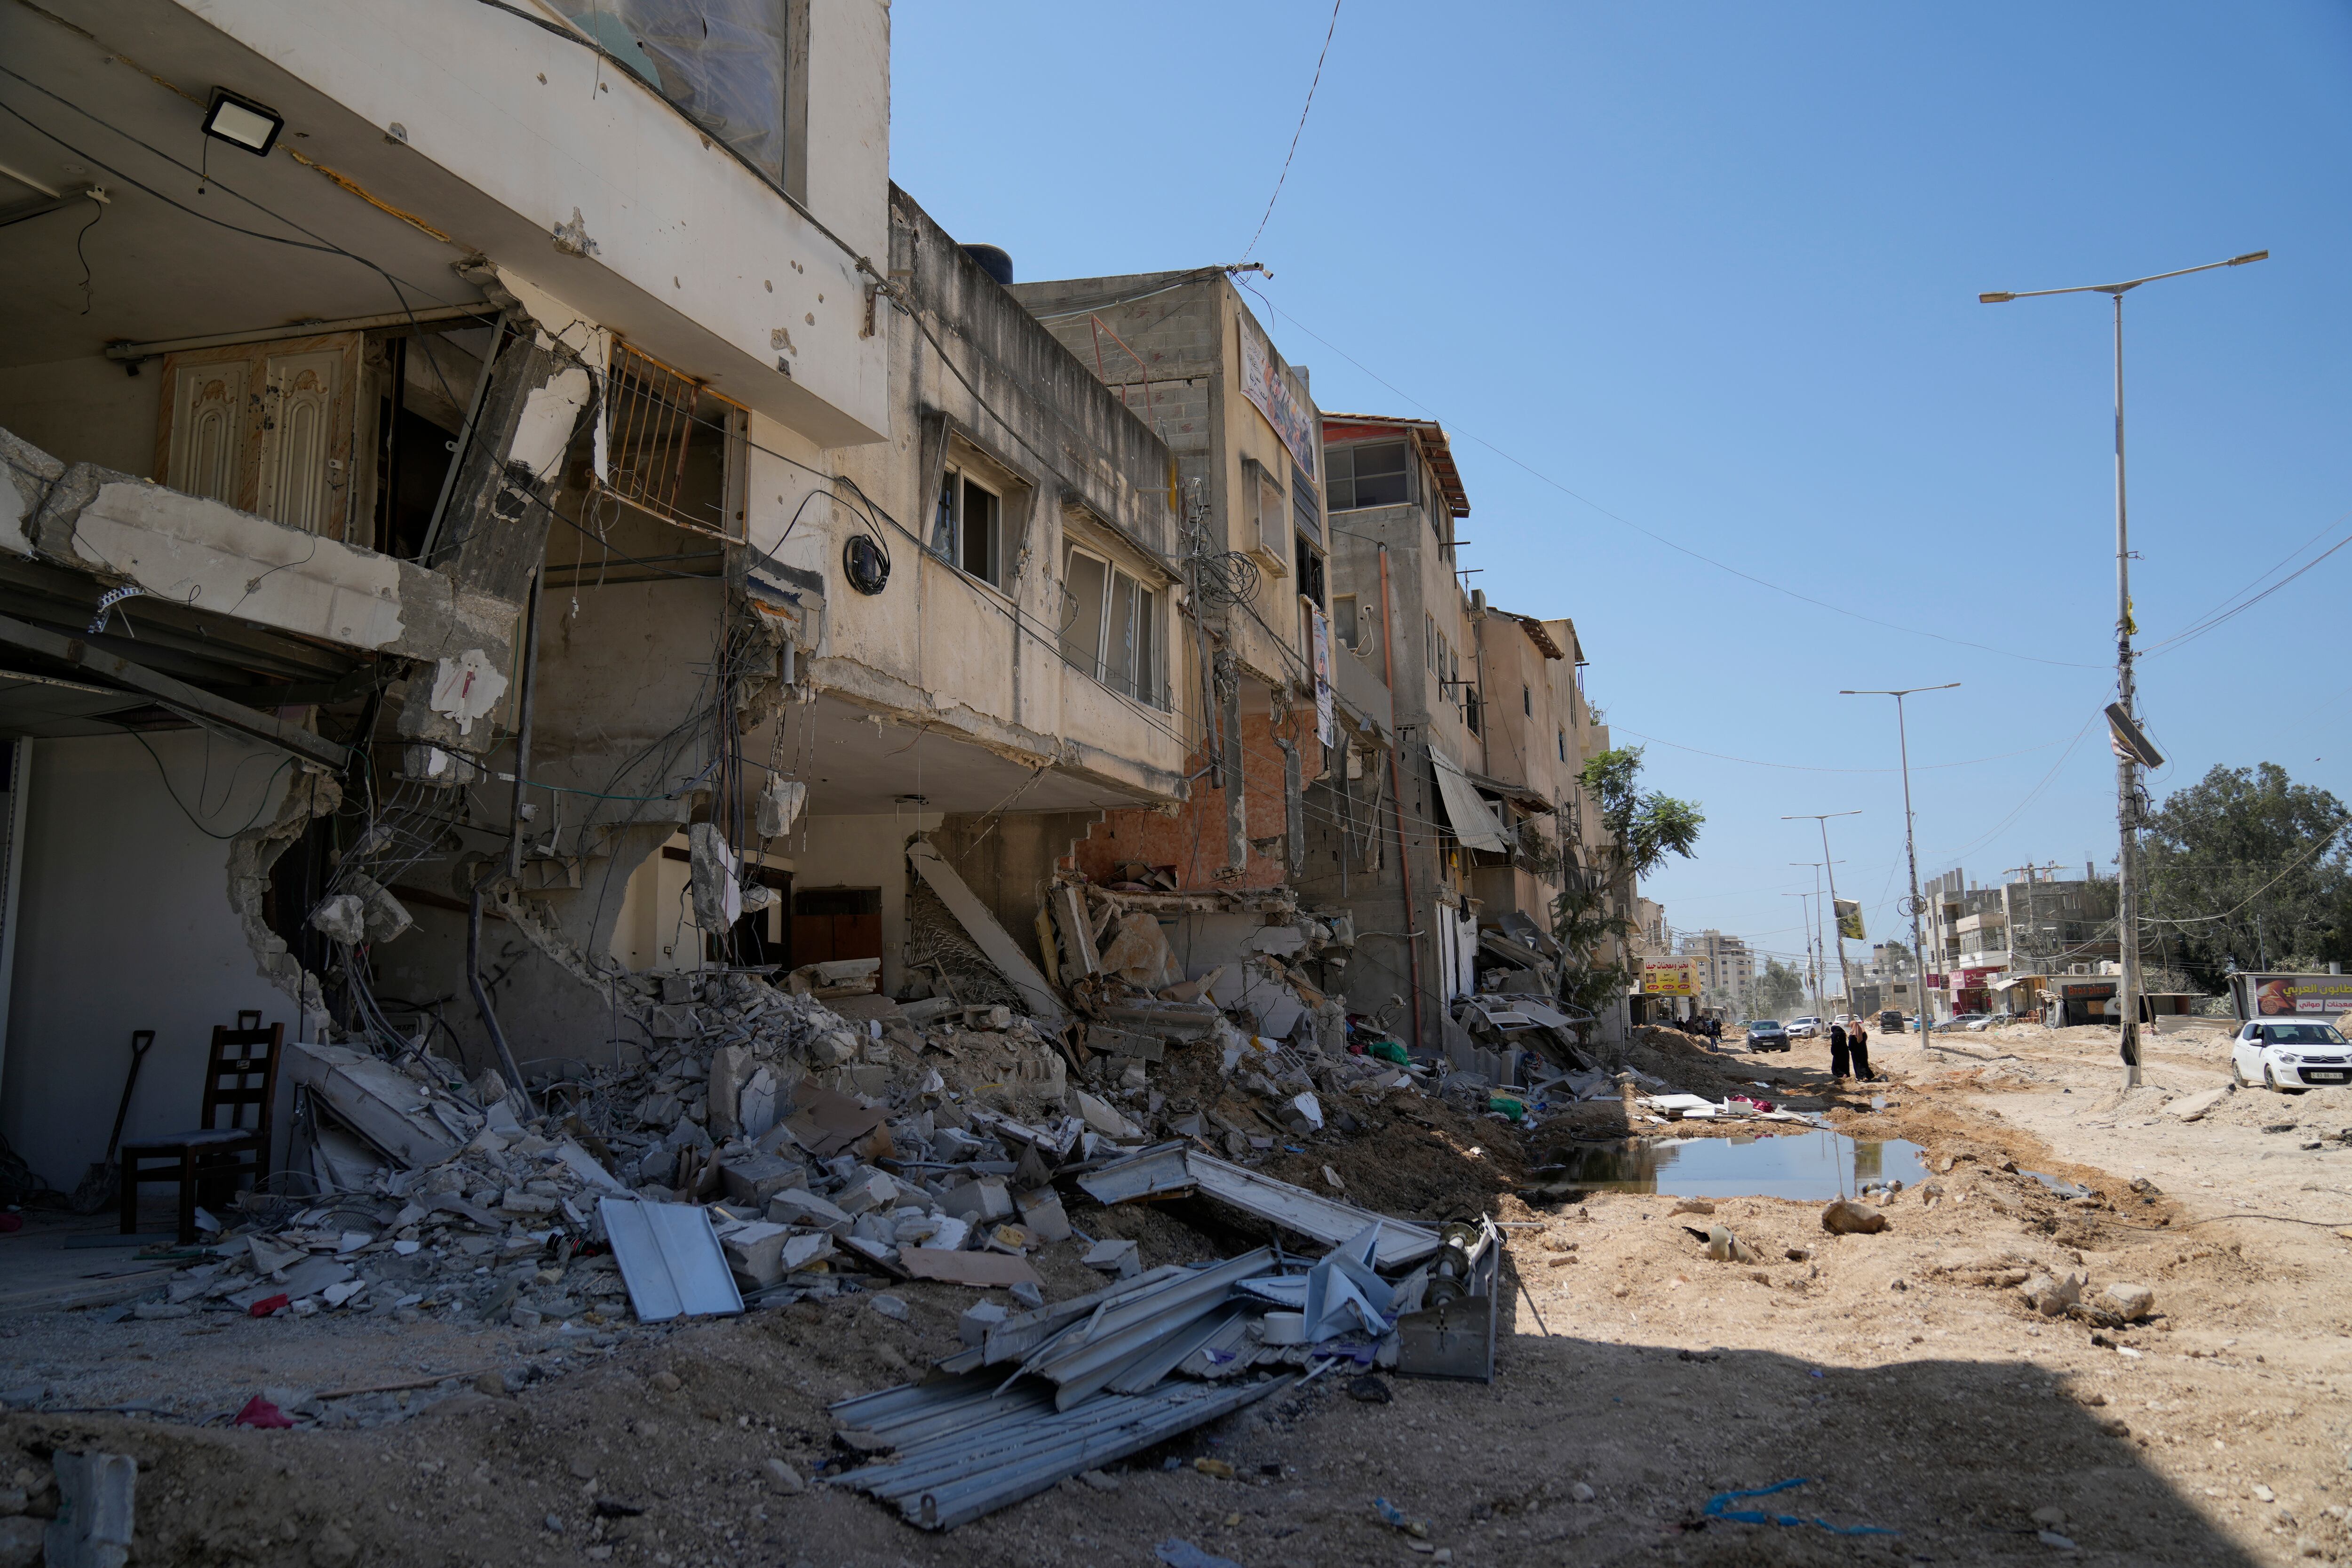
[1641,956,1700,996]
[1236,315,1318,479]
[2234,972,2352,1019]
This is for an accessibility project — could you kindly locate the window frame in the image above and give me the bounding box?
[1060,540,1165,709]
[936,461,1005,588]
[1326,438,1411,512]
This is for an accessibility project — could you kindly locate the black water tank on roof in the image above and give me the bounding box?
[961,244,1014,286]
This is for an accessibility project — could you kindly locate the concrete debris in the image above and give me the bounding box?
[45,1452,135,1568]
[1820,1200,1889,1235]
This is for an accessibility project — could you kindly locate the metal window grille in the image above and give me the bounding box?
[602,341,731,537]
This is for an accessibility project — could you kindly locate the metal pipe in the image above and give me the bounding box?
[1376,545,1423,1053]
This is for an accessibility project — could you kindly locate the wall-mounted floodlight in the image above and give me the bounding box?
[202,89,285,156]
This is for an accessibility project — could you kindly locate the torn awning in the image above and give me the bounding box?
[1428,744,1509,853]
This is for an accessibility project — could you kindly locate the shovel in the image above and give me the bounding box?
[71,1029,155,1214]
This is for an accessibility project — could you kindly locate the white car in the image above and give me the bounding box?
[1788,1017,1822,1040]
[2229,1019,2352,1094]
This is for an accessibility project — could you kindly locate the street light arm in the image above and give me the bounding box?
[1980,250,2267,303]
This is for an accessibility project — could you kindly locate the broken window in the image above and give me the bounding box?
[1060,548,1108,677]
[1325,439,1408,511]
[603,341,743,541]
[1293,532,1326,609]
[935,464,1002,587]
[1332,593,1359,650]
[546,0,800,191]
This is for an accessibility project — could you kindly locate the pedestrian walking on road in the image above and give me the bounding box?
[1828,1020,1851,1081]
[1849,1017,1874,1080]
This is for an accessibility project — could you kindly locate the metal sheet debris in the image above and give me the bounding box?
[1185,1153,1442,1268]
[598,1197,743,1322]
[830,1372,1295,1530]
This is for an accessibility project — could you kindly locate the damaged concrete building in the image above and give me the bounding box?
[0,0,1196,1197]
[0,0,1644,1216]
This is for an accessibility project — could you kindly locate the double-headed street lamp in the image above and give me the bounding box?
[1840,683,1960,1035]
[1980,249,2266,1088]
[1784,812,1862,1013]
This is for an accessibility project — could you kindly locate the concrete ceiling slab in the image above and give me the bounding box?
[750,693,1163,819]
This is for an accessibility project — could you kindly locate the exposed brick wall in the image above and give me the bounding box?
[1073,714,1323,891]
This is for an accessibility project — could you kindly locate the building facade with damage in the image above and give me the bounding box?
[0,0,1193,1195]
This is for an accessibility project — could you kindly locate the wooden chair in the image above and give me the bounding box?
[120,1011,283,1242]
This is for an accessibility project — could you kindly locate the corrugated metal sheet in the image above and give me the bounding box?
[831,1371,1296,1529]
[1185,1154,1442,1267]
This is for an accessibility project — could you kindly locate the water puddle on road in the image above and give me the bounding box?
[1540,1130,1931,1200]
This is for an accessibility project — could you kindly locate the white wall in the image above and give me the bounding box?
[0,731,301,1192]
[176,0,891,444]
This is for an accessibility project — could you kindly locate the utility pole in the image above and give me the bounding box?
[1783,891,1820,1018]
[1787,812,1863,1015]
[1981,247,2267,1089]
[1841,684,1958,1039]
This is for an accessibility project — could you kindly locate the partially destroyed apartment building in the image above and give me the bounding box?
[0,1,1193,1196]
[1297,414,1629,1065]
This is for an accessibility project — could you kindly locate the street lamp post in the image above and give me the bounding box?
[1840,684,1960,1039]
[1981,248,2266,1088]
[1782,890,1820,1018]
[1786,813,1863,1017]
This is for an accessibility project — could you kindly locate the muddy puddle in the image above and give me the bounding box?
[1541,1130,1930,1199]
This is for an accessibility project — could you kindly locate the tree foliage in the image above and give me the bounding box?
[2140,762,2352,982]
[1552,747,1704,1039]
[1578,748,1706,882]
[1754,957,1808,1018]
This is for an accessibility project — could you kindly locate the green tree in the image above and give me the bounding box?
[1754,957,1807,1018]
[2140,762,2352,983]
[1553,747,1704,1038]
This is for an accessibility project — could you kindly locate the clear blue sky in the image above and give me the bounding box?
[890,1,2352,975]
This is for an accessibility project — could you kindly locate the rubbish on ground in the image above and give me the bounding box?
[231,1397,294,1429]
[1374,1496,1431,1538]
[1702,1478,1898,1536]
[1393,1219,1501,1381]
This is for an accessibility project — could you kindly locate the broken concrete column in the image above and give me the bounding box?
[708,1045,751,1138]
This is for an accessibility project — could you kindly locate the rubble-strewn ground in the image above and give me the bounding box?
[6,1019,2351,1566]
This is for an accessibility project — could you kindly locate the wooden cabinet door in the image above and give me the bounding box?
[157,333,359,539]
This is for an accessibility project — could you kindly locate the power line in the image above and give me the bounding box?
[1613,726,2067,776]
[1239,0,1343,264]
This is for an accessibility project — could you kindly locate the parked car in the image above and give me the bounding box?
[2229,1019,2352,1094]
[1747,1019,1791,1052]
[1937,1011,1987,1033]
[1788,1017,1822,1040]
[1877,1009,1905,1033]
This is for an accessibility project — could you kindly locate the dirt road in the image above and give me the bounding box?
[4,1022,2348,1566]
